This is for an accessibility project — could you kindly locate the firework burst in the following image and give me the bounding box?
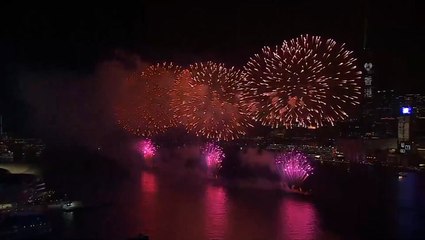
[115,62,182,137]
[275,151,313,187]
[202,142,225,175]
[135,139,157,160]
[171,62,252,141]
[240,34,362,128]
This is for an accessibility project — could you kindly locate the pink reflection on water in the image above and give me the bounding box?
[141,172,158,193]
[139,172,158,237]
[204,186,228,239]
[279,198,319,240]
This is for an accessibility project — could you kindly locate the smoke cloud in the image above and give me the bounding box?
[239,147,276,170]
[20,51,149,162]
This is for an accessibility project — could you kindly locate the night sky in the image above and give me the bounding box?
[0,1,423,135]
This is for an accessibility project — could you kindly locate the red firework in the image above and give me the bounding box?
[240,34,362,128]
[170,62,252,141]
[115,62,182,137]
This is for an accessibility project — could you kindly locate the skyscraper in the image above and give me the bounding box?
[360,12,377,137]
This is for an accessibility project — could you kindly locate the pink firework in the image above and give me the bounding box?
[136,139,157,159]
[202,143,225,172]
[275,151,313,187]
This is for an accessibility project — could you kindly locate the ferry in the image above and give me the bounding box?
[61,201,84,211]
[281,183,312,196]
[398,171,408,180]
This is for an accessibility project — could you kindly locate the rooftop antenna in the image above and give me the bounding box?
[363,0,370,51]
[0,115,3,136]
[363,17,368,50]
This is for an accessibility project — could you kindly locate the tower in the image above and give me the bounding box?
[398,107,413,154]
[361,12,376,137]
[362,10,374,101]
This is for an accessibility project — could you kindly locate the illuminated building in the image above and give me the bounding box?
[398,94,425,157]
[370,90,399,138]
[363,62,373,100]
[360,15,377,137]
[399,94,425,119]
[398,106,413,154]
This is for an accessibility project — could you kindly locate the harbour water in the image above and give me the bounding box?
[43,163,425,240]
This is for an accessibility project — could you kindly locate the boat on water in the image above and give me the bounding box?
[61,201,84,212]
[27,187,85,212]
[281,183,312,196]
[0,203,15,213]
[207,177,311,196]
[398,171,408,180]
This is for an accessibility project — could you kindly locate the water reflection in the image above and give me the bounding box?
[141,172,158,193]
[138,173,324,240]
[279,198,319,240]
[396,172,425,239]
[140,172,157,236]
[50,166,425,239]
[61,211,75,237]
[223,191,282,240]
[141,173,207,240]
[204,186,228,239]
